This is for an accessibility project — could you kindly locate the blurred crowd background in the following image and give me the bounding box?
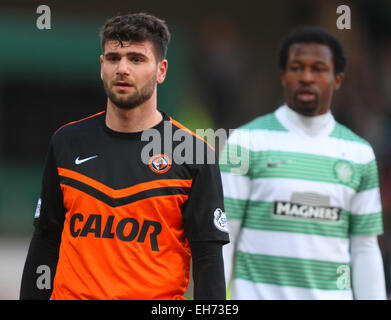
[0,0,390,299]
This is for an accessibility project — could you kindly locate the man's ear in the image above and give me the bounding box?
[100,55,104,80]
[334,73,344,91]
[157,59,168,84]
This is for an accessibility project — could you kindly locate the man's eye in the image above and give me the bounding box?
[313,66,326,72]
[107,56,120,61]
[131,57,143,63]
[290,66,300,72]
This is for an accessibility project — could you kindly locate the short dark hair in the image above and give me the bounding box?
[278,26,346,74]
[100,13,171,61]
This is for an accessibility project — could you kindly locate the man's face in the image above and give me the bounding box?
[100,40,167,110]
[281,42,343,117]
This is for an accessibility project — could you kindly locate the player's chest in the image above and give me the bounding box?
[56,137,192,188]
[251,134,363,192]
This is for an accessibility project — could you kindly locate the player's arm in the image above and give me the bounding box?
[349,154,386,299]
[190,241,226,300]
[183,145,230,300]
[350,235,386,299]
[20,227,62,299]
[20,140,66,300]
[219,129,252,288]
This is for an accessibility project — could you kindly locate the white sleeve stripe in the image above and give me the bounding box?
[350,188,382,215]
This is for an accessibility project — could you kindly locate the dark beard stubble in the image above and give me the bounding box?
[103,74,157,110]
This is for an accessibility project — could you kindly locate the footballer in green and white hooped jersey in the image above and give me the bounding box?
[220,27,386,300]
[220,105,383,299]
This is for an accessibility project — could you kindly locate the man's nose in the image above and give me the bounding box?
[300,68,315,83]
[117,57,130,75]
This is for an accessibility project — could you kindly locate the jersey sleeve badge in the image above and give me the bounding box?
[213,208,229,233]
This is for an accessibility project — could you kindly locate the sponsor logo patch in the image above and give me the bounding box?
[69,213,162,251]
[213,208,229,233]
[273,201,341,222]
[148,154,172,174]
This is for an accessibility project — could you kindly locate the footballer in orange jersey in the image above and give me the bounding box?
[20,13,229,300]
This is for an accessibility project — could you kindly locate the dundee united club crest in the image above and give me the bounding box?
[149,154,172,174]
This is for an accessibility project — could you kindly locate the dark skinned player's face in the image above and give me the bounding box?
[281,43,344,117]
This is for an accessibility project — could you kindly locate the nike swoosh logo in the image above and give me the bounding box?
[75,155,98,165]
[267,159,291,168]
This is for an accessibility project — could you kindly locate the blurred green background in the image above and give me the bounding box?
[0,0,390,299]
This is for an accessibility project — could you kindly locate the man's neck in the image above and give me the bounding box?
[278,104,334,137]
[105,99,163,133]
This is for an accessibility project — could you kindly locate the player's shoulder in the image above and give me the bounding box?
[168,114,215,152]
[330,120,376,162]
[330,121,372,148]
[237,110,287,132]
[225,110,286,148]
[52,110,105,139]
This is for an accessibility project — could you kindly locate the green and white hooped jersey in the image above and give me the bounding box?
[220,105,383,300]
